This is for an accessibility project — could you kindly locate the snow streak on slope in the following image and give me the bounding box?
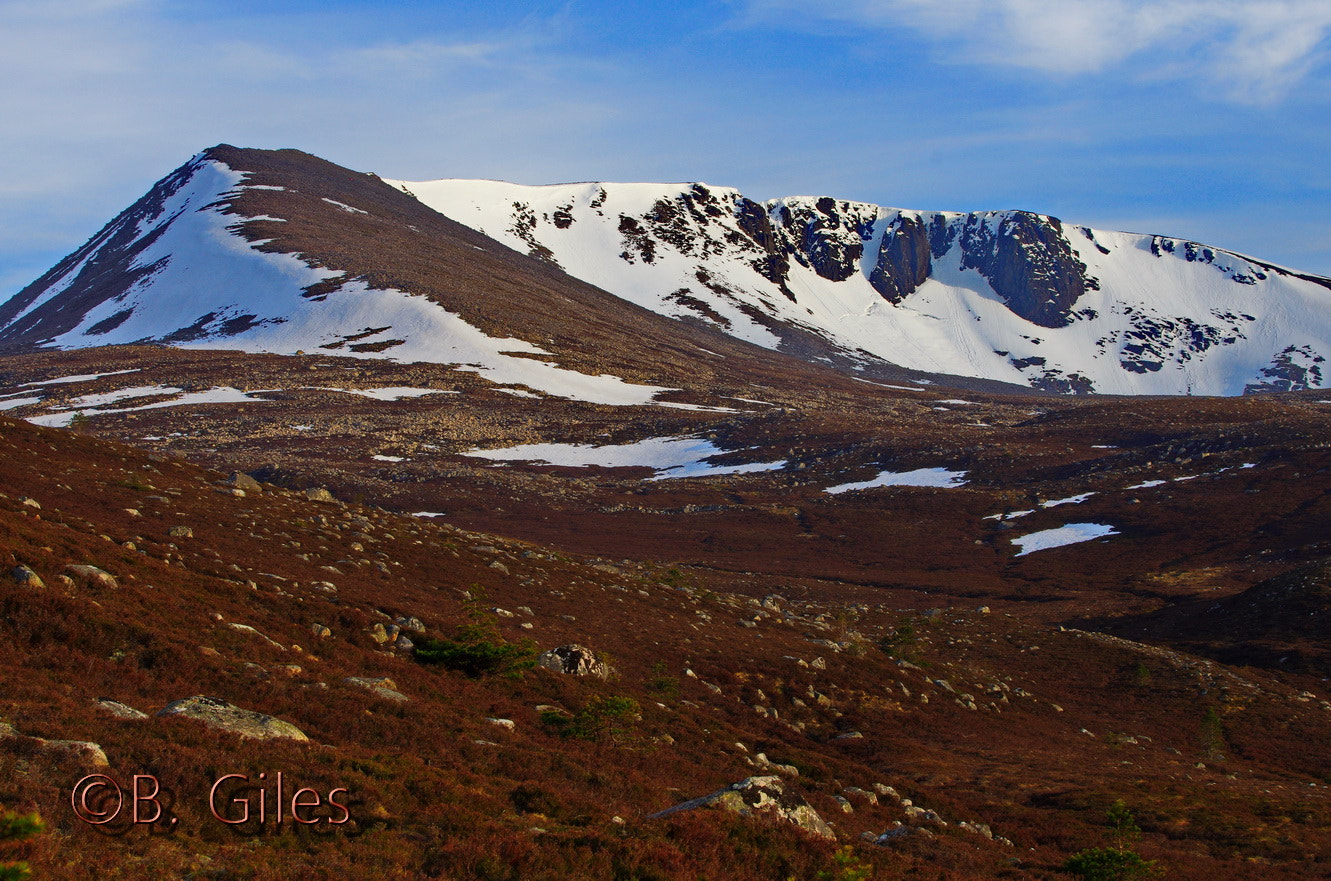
[391,177,1331,396]
[3,158,682,407]
[463,436,787,480]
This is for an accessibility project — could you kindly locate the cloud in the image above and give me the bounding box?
[741,0,1331,101]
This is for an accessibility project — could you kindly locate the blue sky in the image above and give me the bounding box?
[3,0,1330,299]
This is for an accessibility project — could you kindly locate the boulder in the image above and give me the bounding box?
[157,696,308,741]
[0,724,110,767]
[167,525,193,539]
[344,677,409,702]
[537,644,611,679]
[305,487,335,503]
[37,738,110,767]
[225,472,263,493]
[649,775,834,840]
[9,565,43,588]
[63,565,118,589]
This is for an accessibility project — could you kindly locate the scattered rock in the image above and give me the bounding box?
[226,622,286,650]
[9,565,43,588]
[19,497,40,509]
[305,487,335,503]
[755,752,799,776]
[310,623,332,639]
[63,565,118,589]
[225,472,263,493]
[168,525,193,539]
[344,677,409,702]
[537,644,611,679]
[157,696,309,741]
[844,787,878,805]
[95,698,148,720]
[649,775,834,840]
[41,739,110,767]
[864,826,913,845]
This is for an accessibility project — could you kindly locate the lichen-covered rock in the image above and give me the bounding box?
[649,775,834,840]
[156,695,308,741]
[537,644,610,679]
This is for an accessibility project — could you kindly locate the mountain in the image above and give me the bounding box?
[390,177,1331,396]
[4,145,1331,396]
[0,146,838,409]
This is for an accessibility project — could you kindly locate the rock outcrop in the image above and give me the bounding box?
[649,775,834,840]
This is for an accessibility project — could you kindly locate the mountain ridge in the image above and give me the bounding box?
[390,174,1331,395]
[4,145,1331,397]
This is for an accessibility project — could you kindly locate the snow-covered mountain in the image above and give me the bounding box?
[389,178,1331,396]
[4,145,1331,397]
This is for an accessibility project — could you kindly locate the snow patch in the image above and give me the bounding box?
[1040,492,1096,508]
[463,436,786,480]
[314,386,458,401]
[1013,523,1118,556]
[825,467,968,494]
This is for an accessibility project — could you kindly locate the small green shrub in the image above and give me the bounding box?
[1199,706,1226,762]
[1063,801,1161,880]
[543,695,641,743]
[414,589,536,678]
[1061,847,1159,881]
[510,783,563,817]
[877,621,917,659]
[0,809,44,881]
[646,662,679,699]
[817,845,874,881]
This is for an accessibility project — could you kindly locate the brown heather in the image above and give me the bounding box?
[0,385,1329,879]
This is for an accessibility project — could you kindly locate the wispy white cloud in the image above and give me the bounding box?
[741,0,1331,102]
